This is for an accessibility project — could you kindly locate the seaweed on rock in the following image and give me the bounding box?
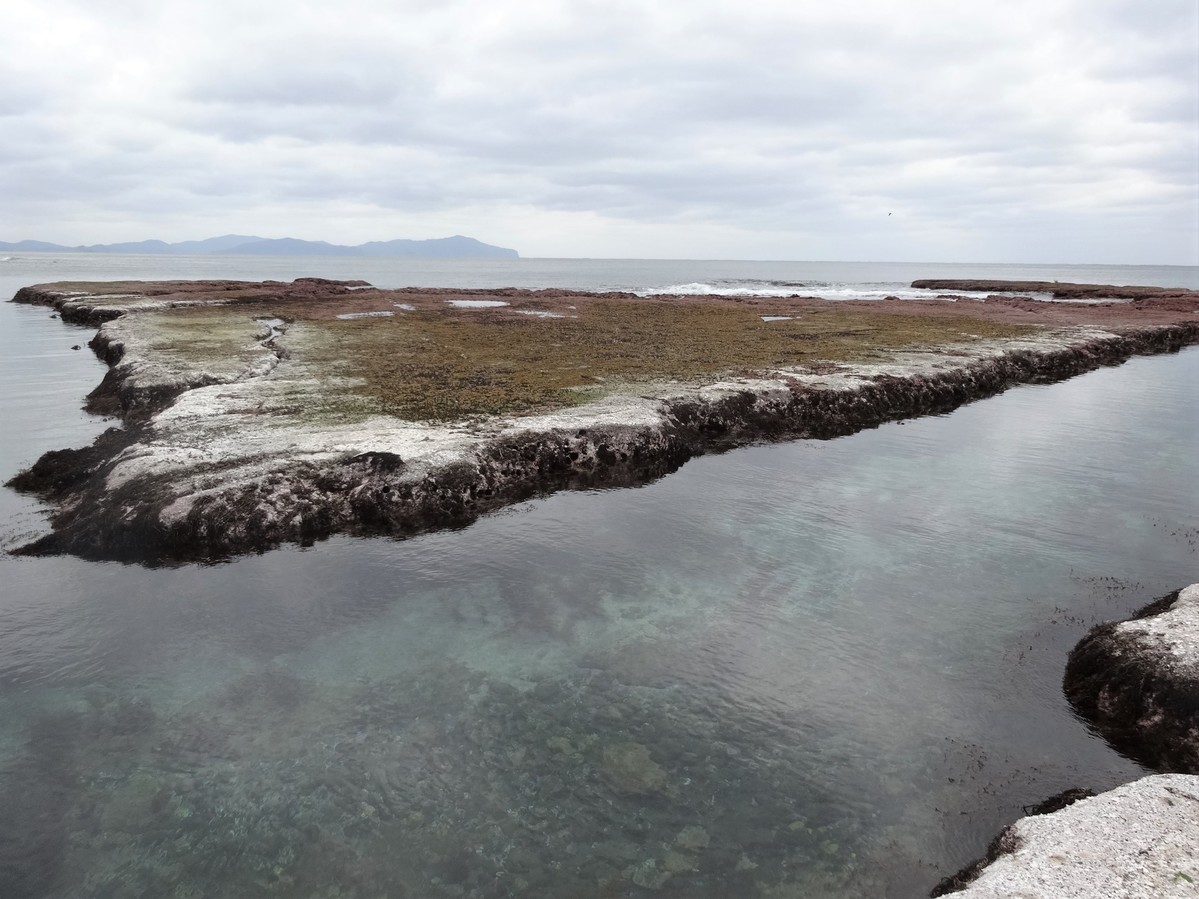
[1064,588,1199,774]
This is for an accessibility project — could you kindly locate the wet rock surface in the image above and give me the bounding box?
[7,279,1199,564]
[1064,585,1199,774]
[909,279,1199,304]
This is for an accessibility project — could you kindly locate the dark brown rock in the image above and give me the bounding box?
[1063,586,1199,774]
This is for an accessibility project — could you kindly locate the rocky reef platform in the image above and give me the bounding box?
[911,279,1199,304]
[6,278,1198,564]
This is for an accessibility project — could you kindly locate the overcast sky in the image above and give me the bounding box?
[3,0,1196,263]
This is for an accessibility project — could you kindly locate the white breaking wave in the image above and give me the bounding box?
[639,281,922,299]
[634,281,1064,302]
[638,282,808,298]
[447,299,509,308]
[813,287,953,300]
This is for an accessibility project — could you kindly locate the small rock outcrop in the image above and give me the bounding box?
[910,279,1199,303]
[935,586,1199,896]
[1064,584,1199,773]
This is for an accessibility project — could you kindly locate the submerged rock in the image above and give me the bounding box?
[627,857,672,890]
[663,849,698,873]
[601,740,668,794]
[0,649,889,897]
[676,823,711,851]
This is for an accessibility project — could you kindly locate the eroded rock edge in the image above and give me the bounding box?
[7,286,1199,564]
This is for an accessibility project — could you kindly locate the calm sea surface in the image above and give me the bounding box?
[0,255,1196,897]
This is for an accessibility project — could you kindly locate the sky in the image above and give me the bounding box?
[2,0,1197,263]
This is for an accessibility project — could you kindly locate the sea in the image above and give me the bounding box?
[0,254,1196,898]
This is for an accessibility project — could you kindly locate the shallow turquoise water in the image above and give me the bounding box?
[0,261,1196,897]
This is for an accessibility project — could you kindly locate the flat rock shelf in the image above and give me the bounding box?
[6,277,1199,564]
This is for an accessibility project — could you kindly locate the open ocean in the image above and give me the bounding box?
[0,252,1195,296]
[0,254,1196,898]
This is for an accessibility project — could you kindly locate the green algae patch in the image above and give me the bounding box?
[317,300,1036,421]
[139,309,273,371]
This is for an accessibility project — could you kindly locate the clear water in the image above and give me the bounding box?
[0,257,1196,897]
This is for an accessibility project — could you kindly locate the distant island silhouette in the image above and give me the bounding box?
[0,234,519,259]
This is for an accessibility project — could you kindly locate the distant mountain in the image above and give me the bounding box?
[0,234,519,259]
[0,239,72,252]
[221,235,519,258]
[1,235,267,255]
[221,238,356,257]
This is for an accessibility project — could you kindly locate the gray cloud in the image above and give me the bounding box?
[0,0,1194,262]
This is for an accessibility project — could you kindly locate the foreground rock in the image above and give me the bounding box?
[933,775,1199,897]
[1065,585,1199,773]
[935,585,1199,895]
[6,278,1199,564]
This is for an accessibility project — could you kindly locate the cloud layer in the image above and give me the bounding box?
[3,0,1196,262]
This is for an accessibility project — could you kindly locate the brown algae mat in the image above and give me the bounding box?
[57,281,1037,421]
[298,300,1036,421]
